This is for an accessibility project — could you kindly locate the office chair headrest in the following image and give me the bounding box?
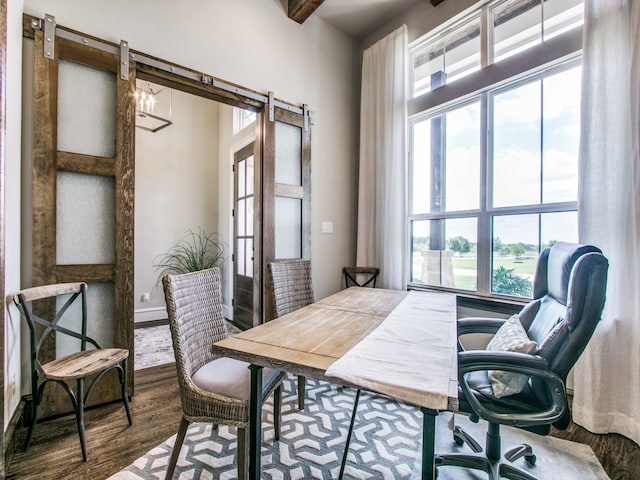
[545,242,602,305]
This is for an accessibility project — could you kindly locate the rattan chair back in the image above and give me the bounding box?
[268,259,315,317]
[268,259,314,410]
[163,268,228,387]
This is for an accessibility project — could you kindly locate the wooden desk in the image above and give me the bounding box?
[211,287,458,480]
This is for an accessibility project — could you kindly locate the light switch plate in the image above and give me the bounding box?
[321,221,334,234]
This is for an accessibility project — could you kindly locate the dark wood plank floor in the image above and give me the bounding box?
[6,363,182,480]
[6,362,640,479]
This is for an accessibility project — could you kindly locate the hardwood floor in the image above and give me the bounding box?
[552,423,640,480]
[6,363,182,480]
[6,362,640,480]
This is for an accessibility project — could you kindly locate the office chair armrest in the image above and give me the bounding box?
[458,350,548,370]
[457,350,567,428]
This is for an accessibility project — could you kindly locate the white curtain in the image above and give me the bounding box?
[356,25,408,290]
[574,0,640,445]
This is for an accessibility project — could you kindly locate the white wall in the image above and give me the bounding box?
[139,100,252,322]
[134,88,220,321]
[5,0,25,428]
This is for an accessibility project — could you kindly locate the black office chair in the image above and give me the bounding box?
[436,242,609,480]
[342,266,380,289]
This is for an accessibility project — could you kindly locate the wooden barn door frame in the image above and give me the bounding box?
[261,108,312,324]
[27,15,135,414]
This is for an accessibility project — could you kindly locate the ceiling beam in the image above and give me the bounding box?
[288,0,325,24]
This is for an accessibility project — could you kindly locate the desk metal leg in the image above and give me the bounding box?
[249,365,263,480]
[338,388,361,480]
[420,407,437,480]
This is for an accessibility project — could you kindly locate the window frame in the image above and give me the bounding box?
[407,1,583,300]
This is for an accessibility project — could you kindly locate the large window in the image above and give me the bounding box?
[408,0,582,298]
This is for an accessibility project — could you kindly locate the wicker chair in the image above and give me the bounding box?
[268,259,315,410]
[162,268,285,479]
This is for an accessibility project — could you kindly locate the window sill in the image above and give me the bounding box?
[407,284,527,315]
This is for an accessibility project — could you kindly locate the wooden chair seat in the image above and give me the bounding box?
[42,348,129,381]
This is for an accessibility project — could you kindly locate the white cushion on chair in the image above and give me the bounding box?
[486,314,537,398]
[192,357,280,400]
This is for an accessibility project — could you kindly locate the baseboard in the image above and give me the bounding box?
[134,307,166,324]
[135,305,232,323]
[134,318,168,329]
[4,396,27,471]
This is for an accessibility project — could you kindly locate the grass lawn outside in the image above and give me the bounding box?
[412,251,537,290]
[453,274,476,290]
[492,255,537,275]
[453,255,536,276]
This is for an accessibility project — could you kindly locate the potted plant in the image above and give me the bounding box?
[154,228,227,283]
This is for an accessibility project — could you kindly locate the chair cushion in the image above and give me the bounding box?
[486,314,538,398]
[192,357,281,401]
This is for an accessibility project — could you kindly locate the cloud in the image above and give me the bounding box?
[494,65,581,127]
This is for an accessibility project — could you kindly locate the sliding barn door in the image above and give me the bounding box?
[261,107,311,323]
[31,24,135,416]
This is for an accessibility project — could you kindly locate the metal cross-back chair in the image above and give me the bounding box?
[338,266,380,477]
[342,266,380,289]
[162,267,285,479]
[12,282,132,461]
[268,259,315,410]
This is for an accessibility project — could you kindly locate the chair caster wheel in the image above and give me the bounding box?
[453,425,465,446]
[505,443,535,464]
[452,426,482,452]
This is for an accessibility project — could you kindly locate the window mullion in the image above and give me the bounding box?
[481,3,492,68]
[539,79,544,206]
[477,92,491,295]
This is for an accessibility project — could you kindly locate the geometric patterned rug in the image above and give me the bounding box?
[108,375,609,480]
